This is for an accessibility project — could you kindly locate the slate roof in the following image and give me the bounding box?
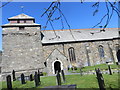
[8,13,34,20]
[2,23,40,27]
[41,28,119,44]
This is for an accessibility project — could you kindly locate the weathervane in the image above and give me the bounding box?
[21,6,24,13]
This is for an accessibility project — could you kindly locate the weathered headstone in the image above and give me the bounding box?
[71,67,73,71]
[56,71,61,86]
[95,68,105,90]
[29,74,33,81]
[6,75,12,90]
[21,73,26,84]
[12,70,16,81]
[38,70,40,83]
[108,65,112,75]
[34,72,39,87]
[61,70,66,83]
[68,67,70,70]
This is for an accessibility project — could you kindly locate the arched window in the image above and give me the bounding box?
[68,47,76,62]
[98,45,104,58]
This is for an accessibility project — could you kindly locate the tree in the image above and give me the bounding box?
[41,0,120,32]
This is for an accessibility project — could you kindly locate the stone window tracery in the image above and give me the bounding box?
[68,47,76,62]
[98,45,104,58]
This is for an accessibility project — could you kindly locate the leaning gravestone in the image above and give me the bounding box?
[95,68,105,90]
[34,72,39,87]
[29,74,33,81]
[61,70,66,83]
[108,65,112,75]
[56,71,61,86]
[12,70,16,81]
[21,73,26,84]
[6,75,12,90]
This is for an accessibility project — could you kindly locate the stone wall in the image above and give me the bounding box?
[43,39,119,68]
[2,27,45,74]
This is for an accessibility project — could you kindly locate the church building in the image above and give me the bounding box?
[1,13,120,78]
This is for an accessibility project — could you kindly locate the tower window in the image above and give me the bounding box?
[17,20,20,23]
[68,47,76,62]
[19,26,24,30]
[24,20,26,23]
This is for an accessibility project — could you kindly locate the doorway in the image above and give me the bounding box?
[117,49,120,62]
[54,61,61,74]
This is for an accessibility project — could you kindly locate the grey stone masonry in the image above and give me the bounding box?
[2,14,45,76]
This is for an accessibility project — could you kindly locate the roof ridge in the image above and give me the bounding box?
[41,28,119,31]
[8,13,34,19]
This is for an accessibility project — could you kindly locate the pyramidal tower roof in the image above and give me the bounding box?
[2,13,40,27]
[8,13,34,20]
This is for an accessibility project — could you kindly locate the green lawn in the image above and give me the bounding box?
[2,73,119,89]
[68,64,119,73]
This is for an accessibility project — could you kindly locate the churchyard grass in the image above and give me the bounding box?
[1,73,119,89]
[68,64,119,73]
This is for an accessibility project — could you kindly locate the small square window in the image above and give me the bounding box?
[17,20,20,23]
[24,20,26,23]
[19,27,24,30]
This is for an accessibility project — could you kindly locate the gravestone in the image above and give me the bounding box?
[108,65,112,75]
[68,67,70,70]
[34,72,39,87]
[38,70,40,82]
[95,68,105,90]
[71,67,73,71]
[56,71,61,85]
[12,70,16,81]
[21,73,26,84]
[29,74,33,81]
[6,75,12,90]
[61,70,66,83]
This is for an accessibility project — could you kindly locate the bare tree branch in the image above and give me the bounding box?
[41,0,76,40]
[0,0,13,8]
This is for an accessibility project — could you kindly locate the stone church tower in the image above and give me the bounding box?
[2,14,45,76]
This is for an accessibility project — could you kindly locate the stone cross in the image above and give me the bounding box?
[108,65,112,75]
[34,72,39,87]
[12,70,16,81]
[21,73,26,84]
[6,75,12,90]
[29,74,33,81]
[95,68,105,90]
[56,71,61,86]
[61,70,66,83]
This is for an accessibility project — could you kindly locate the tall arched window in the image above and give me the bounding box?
[98,45,104,58]
[68,47,76,62]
